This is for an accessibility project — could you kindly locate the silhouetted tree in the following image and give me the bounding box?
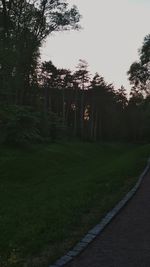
[127,34,150,142]
[128,34,150,96]
[74,59,90,138]
[0,0,81,104]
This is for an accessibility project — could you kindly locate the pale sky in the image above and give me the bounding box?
[41,0,150,90]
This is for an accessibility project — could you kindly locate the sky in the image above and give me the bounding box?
[41,0,150,91]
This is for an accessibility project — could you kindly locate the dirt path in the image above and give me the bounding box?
[66,171,150,267]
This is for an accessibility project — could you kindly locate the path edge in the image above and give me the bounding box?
[49,159,150,267]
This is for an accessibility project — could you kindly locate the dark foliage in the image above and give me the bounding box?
[0,0,150,145]
[0,105,42,145]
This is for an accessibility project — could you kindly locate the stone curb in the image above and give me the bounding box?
[49,159,150,267]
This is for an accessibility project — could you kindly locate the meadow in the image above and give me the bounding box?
[0,142,149,267]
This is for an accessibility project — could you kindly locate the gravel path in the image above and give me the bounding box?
[66,171,150,267]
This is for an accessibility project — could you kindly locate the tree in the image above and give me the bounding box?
[40,60,58,113]
[74,59,90,138]
[116,86,127,109]
[127,34,150,141]
[89,73,106,140]
[128,34,150,96]
[0,0,81,104]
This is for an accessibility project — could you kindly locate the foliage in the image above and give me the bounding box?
[127,34,150,142]
[0,0,81,105]
[128,34,150,95]
[0,105,42,145]
[0,0,81,145]
[40,111,68,141]
[1,0,150,145]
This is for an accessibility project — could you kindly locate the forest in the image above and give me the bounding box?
[1,1,150,267]
[0,0,150,146]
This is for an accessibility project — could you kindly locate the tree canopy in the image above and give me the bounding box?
[0,0,81,104]
[0,3,150,145]
[128,34,150,95]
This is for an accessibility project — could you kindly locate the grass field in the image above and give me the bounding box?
[0,142,150,267]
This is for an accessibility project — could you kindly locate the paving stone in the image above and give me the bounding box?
[81,233,96,243]
[88,224,104,235]
[101,215,112,225]
[73,242,88,252]
[67,250,80,257]
[113,203,123,213]
[106,211,115,220]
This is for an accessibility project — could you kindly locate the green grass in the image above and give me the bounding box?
[0,142,150,267]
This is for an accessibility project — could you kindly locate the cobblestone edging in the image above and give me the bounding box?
[49,159,150,267]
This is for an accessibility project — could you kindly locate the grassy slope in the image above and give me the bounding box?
[0,142,149,267]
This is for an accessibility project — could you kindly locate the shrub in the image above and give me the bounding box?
[0,105,42,146]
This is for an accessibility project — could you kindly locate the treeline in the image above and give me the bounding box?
[38,60,128,142]
[36,59,150,143]
[0,0,150,145]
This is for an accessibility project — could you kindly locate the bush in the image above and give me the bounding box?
[0,105,42,146]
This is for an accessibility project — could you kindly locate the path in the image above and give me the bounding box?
[66,171,150,267]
